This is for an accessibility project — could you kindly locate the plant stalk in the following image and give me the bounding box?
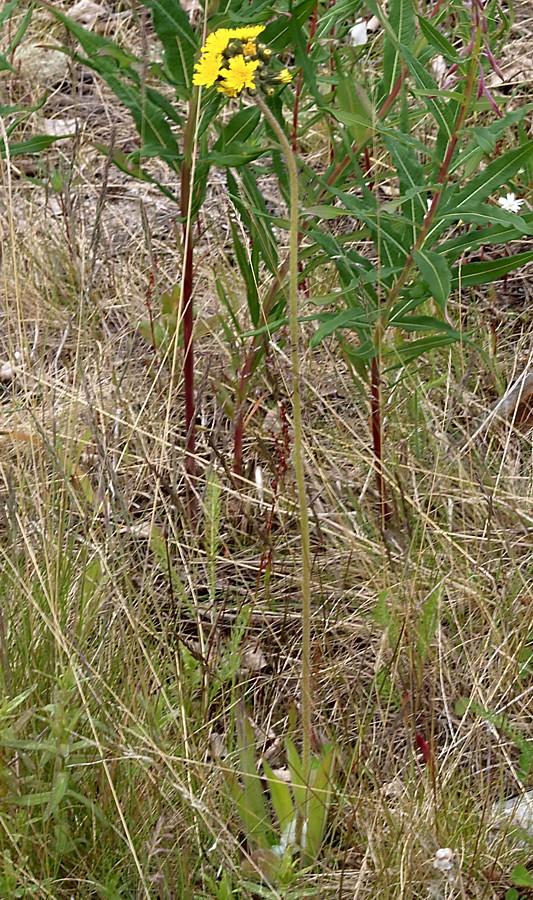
[256,96,312,822]
[179,90,201,519]
[369,43,482,531]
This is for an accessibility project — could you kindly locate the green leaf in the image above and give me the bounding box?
[229,220,260,327]
[413,249,451,310]
[91,143,177,202]
[384,132,426,231]
[389,315,459,336]
[418,16,458,60]
[447,141,533,213]
[510,865,533,888]
[416,585,441,663]
[310,307,374,348]
[398,43,454,140]
[335,63,373,144]
[44,771,69,821]
[4,2,34,58]
[290,16,322,109]
[440,213,533,262]
[305,746,335,863]
[139,0,198,95]
[263,761,294,833]
[207,144,265,168]
[262,0,317,51]
[227,168,278,276]
[437,204,533,236]
[1,134,69,157]
[286,738,308,812]
[213,107,261,152]
[48,12,180,164]
[0,0,19,29]
[386,332,462,364]
[236,716,271,849]
[452,251,533,287]
[381,0,416,99]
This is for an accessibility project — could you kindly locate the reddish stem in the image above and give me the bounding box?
[180,159,196,518]
[370,356,392,529]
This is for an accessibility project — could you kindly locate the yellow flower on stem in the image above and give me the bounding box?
[203,28,237,56]
[232,25,265,42]
[193,51,223,87]
[275,68,293,84]
[219,56,259,96]
[242,40,258,57]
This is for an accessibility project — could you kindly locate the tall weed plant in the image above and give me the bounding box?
[1,0,532,893]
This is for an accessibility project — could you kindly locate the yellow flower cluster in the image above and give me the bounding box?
[193,26,292,98]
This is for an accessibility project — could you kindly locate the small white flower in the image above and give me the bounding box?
[497,192,524,214]
[432,847,455,873]
[348,19,368,46]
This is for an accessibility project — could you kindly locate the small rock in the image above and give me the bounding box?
[68,0,106,26]
[41,118,79,137]
[13,43,69,87]
[492,792,533,845]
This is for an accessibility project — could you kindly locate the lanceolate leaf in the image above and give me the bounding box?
[383,132,426,232]
[263,761,294,833]
[387,315,460,336]
[47,12,181,164]
[398,43,454,140]
[436,205,533,236]
[262,0,316,50]
[1,134,70,157]
[446,141,533,213]
[229,220,260,326]
[386,333,463,364]
[452,251,533,287]
[414,249,451,309]
[0,0,18,28]
[418,16,458,61]
[139,0,198,96]
[310,307,374,348]
[227,169,279,276]
[213,107,261,150]
[305,746,335,863]
[381,0,416,100]
[440,213,533,261]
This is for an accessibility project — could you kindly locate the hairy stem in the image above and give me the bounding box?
[179,91,200,519]
[257,96,312,816]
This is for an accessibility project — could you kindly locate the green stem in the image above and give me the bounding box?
[256,95,312,815]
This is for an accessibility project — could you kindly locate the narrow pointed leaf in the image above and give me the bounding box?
[414,249,451,309]
[263,762,294,833]
[451,251,533,287]
[447,142,533,213]
[139,0,197,95]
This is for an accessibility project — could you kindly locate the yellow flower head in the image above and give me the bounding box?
[232,25,265,42]
[192,51,223,88]
[275,68,293,84]
[219,56,259,96]
[194,25,291,98]
[203,28,236,56]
